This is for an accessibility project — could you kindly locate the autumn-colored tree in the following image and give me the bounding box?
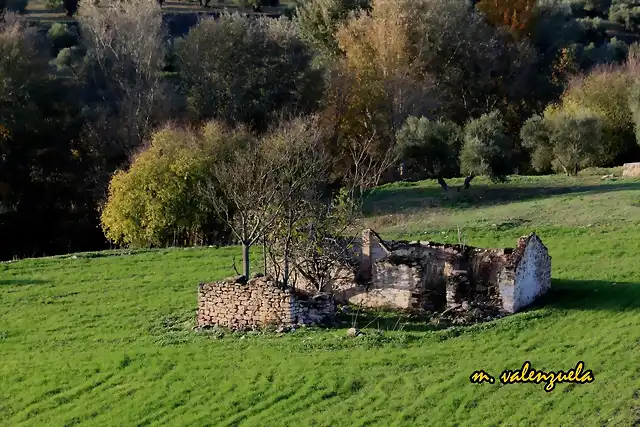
[323,0,434,186]
[100,125,228,248]
[476,0,538,39]
[550,46,579,87]
[552,64,635,165]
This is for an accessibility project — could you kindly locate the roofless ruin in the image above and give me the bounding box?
[197,230,551,330]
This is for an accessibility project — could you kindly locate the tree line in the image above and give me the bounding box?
[2,0,640,264]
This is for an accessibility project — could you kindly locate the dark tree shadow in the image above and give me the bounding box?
[536,278,640,312]
[323,278,640,332]
[0,278,47,286]
[363,181,640,216]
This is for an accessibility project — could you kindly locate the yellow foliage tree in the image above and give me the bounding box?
[100,125,221,247]
[324,0,434,185]
[547,64,635,165]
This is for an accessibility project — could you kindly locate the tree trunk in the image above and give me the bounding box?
[283,256,290,287]
[462,174,475,190]
[242,242,250,279]
[437,176,449,192]
[262,236,267,276]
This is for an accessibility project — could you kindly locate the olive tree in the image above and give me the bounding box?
[394,116,461,190]
[551,114,602,175]
[460,111,512,187]
[520,114,554,173]
[521,110,603,176]
[177,13,322,132]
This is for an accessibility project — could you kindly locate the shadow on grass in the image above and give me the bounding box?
[539,278,640,312]
[363,181,640,216]
[0,278,47,286]
[325,278,640,333]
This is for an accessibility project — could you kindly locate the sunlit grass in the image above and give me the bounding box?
[2,175,640,426]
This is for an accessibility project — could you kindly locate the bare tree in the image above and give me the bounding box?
[260,115,332,285]
[261,113,396,292]
[199,118,329,279]
[77,0,170,155]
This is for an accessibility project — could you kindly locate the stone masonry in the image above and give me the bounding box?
[623,162,640,177]
[198,230,551,330]
[286,229,552,315]
[197,275,334,330]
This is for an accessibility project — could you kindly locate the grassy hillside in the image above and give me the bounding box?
[3,175,640,426]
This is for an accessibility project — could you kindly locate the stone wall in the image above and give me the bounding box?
[197,276,334,330]
[497,234,552,312]
[197,230,550,330]
[623,162,640,177]
[313,230,551,314]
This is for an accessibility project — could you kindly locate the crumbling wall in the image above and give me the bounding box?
[330,231,551,314]
[197,276,334,330]
[622,162,640,177]
[264,229,551,316]
[498,234,551,313]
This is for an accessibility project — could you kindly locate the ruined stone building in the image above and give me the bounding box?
[196,229,551,330]
[290,229,552,314]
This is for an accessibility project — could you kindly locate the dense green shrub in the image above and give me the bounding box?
[52,45,83,71]
[47,22,78,54]
[177,13,322,131]
[520,110,603,175]
[460,111,512,181]
[100,125,231,248]
[394,116,461,181]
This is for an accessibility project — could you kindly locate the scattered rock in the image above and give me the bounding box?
[347,327,361,337]
[461,301,470,311]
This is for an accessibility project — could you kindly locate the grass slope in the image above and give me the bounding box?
[3,175,640,426]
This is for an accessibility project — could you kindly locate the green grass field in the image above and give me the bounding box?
[3,174,640,426]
